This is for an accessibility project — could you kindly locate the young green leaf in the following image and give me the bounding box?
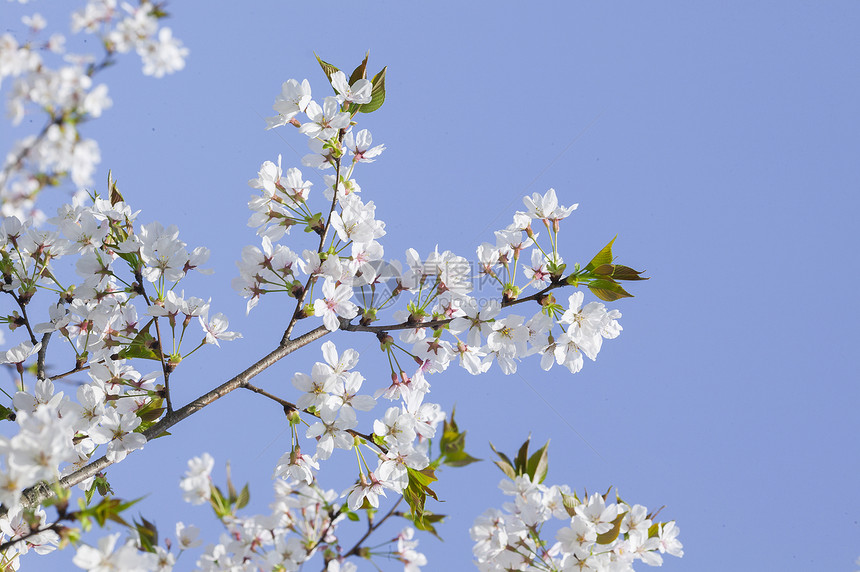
[587,279,633,302]
[489,442,516,480]
[584,236,616,272]
[592,264,648,281]
[561,491,580,517]
[526,440,550,484]
[133,516,158,553]
[349,52,370,85]
[0,404,16,422]
[116,319,160,361]
[235,484,251,510]
[314,53,340,86]
[438,407,481,467]
[595,512,625,545]
[403,466,438,526]
[514,437,531,475]
[411,511,445,538]
[358,66,386,113]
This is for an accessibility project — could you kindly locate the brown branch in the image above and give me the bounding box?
[243,382,293,409]
[282,131,346,345]
[341,277,570,334]
[243,383,385,453]
[12,294,38,346]
[49,364,90,382]
[36,333,51,381]
[151,317,173,413]
[338,497,403,566]
[0,521,63,553]
[307,506,343,556]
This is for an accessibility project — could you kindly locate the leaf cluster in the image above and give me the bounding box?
[568,237,648,301]
[490,436,550,484]
[315,52,387,115]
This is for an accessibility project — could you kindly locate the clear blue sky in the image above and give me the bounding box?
[3,1,860,570]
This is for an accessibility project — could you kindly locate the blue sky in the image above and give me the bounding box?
[3,1,860,570]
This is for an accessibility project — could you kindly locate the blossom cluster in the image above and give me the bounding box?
[240,74,624,382]
[0,192,237,566]
[0,45,670,571]
[65,332,438,570]
[1,1,187,223]
[171,451,427,571]
[1,193,236,359]
[471,476,683,571]
[292,341,444,511]
[71,520,199,571]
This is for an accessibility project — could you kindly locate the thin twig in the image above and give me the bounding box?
[12,295,37,345]
[48,364,90,382]
[0,521,63,553]
[340,497,403,562]
[243,382,384,453]
[151,317,173,413]
[282,131,346,345]
[341,276,570,334]
[243,382,293,408]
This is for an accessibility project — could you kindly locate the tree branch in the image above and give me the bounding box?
[341,277,570,333]
[243,382,385,454]
[340,497,402,563]
[282,131,346,345]
[0,521,63,553]
[36,333,51,381]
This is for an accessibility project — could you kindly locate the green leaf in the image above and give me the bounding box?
[349,52,370,85]
[83,497,139,528]
[595,511,625,545]
[116,319,160,361]
[115,250,141,270]
[0,404,16,422]
[438,407,462,454]
[235,484,251,510]
[584,237,616,272]
[592,264,648,281]
[134,517,158,553]
[526,440,550,484]
[587,279,633,302]
[408,466,438,490]
[442,450,481,468]
[403,467,438,526]
[489,442,516,480]
[135,397,164,433]
[95,474,113,497]
[411,511,445,538]
[107,170,124,206]
[226,471,237,502]
[358,66,387,113]
[561,491,580,517]
[438,407,481,467]
[514,438,531,474]
[304,213,324,235]
[209,485,230,519]
[83,475,112,506]
[314,53,340,85]
[345,511,360,522]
